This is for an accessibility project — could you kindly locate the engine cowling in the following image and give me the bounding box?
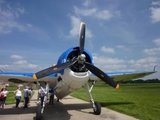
[57,47,94,72]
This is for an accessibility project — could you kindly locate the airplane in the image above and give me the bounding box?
[0,22,156,120]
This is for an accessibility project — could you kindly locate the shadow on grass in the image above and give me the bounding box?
[100,101,134,107]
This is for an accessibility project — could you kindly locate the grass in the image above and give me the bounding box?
[4,85,24,104]
[71,82,160,120]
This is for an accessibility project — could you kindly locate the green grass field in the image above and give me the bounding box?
[71,82,160,120]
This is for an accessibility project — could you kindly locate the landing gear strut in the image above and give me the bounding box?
[36,82,49,120]
[85,80,101,115]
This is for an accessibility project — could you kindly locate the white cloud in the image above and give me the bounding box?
[74,6,117,20]
[152,1,160,6]
[69,16,93,38]
[83,0,92,7]
[93,55,127,71]
[74,7,96,17]
[144,38,160,56]
[69,16,81,38]
[150,1,160,23]
[129,57,159,70]
[11,54,24,60]
[95,10,113,20]
[93,54,159,73]
[144,47,160,56]
[153,38,160,46]
[0,1,31,34]
[101,46,115,53]
[0,54,39,72]
[116,45,129,51]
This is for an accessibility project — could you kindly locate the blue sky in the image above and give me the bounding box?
[0,0,160,79]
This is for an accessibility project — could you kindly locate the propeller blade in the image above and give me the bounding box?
[33,58,78,80]
[79,22,85,54]
[84,62,119,88]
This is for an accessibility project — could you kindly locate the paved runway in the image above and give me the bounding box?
[0,92,138,120]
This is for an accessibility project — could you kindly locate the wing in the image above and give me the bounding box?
[0,72,57,83]
[90,71,156,82]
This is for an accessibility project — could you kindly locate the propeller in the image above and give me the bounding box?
[79,22,85,54]
[33,58,78,80]
[84,62,119,88]
[33,22,119,89]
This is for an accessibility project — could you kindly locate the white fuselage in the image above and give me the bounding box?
[55,68,90,99]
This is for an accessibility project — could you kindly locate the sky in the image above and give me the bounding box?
[0,0,160,79]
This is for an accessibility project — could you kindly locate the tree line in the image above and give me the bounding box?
[120,79,160,84]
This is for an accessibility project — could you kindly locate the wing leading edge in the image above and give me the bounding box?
[90,71,156,82]
[0,70,157,83]
[0,72,57,83]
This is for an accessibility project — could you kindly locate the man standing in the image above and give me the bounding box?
[38,88,45,107]
[23,86,30,109]
[49,87,55,104]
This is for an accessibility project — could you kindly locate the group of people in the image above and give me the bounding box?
[0,85,55,109]
[0,87,9,109]
[0,86,32,109]
[14,86,32,108]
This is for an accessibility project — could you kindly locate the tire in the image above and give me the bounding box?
[93,102,101,115]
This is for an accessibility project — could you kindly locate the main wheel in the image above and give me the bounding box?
[93,102,101,115]
[36,104,42,120]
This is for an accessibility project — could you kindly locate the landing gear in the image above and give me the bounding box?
[85,80,101,115]
[36,82,49,120]
[93,102,101,115]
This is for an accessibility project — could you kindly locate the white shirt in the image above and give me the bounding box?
[15,89,22,97]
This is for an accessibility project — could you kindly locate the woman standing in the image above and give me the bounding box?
[1,87,9,109]
[0,88,4,109]
[14,87,22,108]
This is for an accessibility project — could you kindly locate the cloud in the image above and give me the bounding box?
[0,54,39,72]
[74,7,96,17]
[69,16,93,38]
[74,6,118,20]
[93,55,128,71]
[116,45,129,51]
[0,1,31,34]
[11,54,24,60]
[95,10,113,20]
[152,1,160,6]
[129,57,159,70]
[150,1,160,23]
[101,46,115,54]
[82,0,92,7]
[93,54,159,73]
[69,2,120,39]
[69,16,81,37]
[153,38,160,46]
[144,47,160,56]
[144,38,160,56]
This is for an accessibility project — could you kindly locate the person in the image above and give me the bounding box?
[49,87,55,104]
[28,87,33,106]
[1,87,9,108]
[14,87,22,108]
[38,88,45,107]
[23,86,30,109]
[0,88,4,109]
